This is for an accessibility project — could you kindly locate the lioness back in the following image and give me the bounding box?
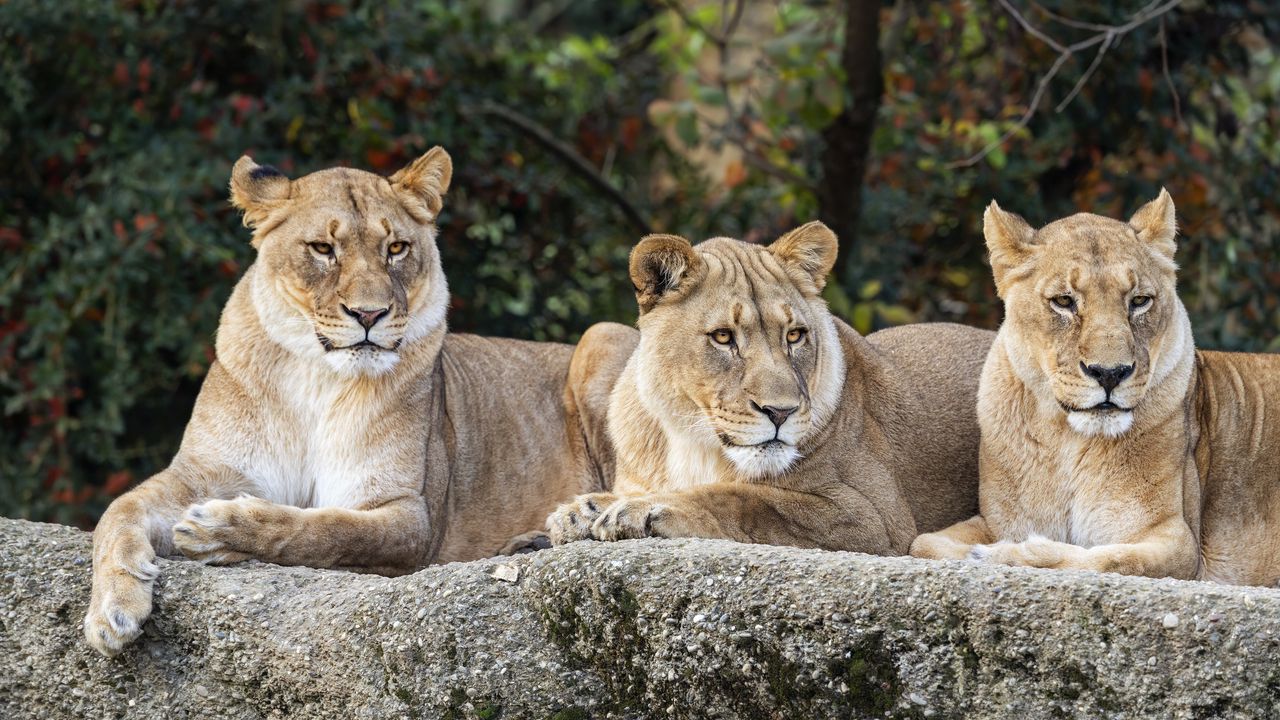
[1195,349,1280,584]
[431,334,597,562]
[864,322,992,532]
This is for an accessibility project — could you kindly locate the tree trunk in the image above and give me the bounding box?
[819,0,884,284]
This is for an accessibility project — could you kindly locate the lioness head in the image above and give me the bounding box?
[230,148,452,376]
[984,189,1191,437]
[628,222,846,478]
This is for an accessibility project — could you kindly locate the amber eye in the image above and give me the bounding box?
[710,329,734,346]
[786,328,807,344]
[1050,295,1075,310]
[1131,295,1151,309]
[309,242,334,256]
[388,241,408,257]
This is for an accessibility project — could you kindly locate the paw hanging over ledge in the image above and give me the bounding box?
[2,517,1279,719]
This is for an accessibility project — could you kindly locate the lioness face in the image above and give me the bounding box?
[629,223,845,478]
[985,190,1185,437]
[229,149,452,376]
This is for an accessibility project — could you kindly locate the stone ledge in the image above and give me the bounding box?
[1,517,1278,719]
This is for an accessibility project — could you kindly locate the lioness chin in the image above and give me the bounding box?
[912,190,1280,586]
[547,222,992,552]
[83,149,620,657]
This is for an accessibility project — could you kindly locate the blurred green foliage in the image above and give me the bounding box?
[2,0,1278,523]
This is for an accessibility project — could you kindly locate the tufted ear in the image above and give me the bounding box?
[230,156,292,230]
[1129,187,1177,260]
[390,146,452,223]
[629,234,702,314]
[768,221,838,291]
[983,200,1037,298]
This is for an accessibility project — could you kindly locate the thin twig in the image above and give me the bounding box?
[473,101,653,235]
[949,0,1183,168]
[1055,30,1113,111]
[1000,0,1067,53]
[1160,16,1184,127]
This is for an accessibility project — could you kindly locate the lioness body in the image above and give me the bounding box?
[84,150,616,656]
[912,191,1280,586]
[549,225,991,551]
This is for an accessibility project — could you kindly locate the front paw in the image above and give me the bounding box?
[547,492,617,545]
[969,536,1067,568]
[84,562,159,657]
[172,496,266,564]
[499,530,552,555]
[591,496,679,541]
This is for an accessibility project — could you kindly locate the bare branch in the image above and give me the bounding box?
[1029,0,1115,32]
[1160,16,1184,127]
[1055,30,1113,112]
[948,51,1073,169]
[1000,0,1067,53]
[473,101,653,235]
[950,0,1184,168]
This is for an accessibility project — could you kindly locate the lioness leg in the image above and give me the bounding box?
[85,466,242,657]
[971,517,1198,579]
[909,515,995,560]
[172,494,429,574]
[588,484,899,554]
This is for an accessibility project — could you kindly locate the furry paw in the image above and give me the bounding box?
[172,496,265,564]
[591,496,675,541]
[83,558,159,657]
[969,535,1070,568]
[910,531,976,561]
[499,530,552,555]
[546,492,617,545]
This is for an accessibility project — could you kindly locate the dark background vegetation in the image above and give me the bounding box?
[2,0,1278,524]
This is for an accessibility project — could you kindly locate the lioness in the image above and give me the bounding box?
[84,149,620,656]
[911,190,1280,586]
[547,222,993,551]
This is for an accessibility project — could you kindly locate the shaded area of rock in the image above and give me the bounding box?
[2,518,1278,719]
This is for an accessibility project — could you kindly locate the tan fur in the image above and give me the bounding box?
[83,150,620,656]
[911,190,1280,586]
[547,223,992,551]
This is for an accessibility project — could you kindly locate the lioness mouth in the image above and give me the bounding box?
[1091,401,1127,412]
[1059,400,1130,414]
[719,436,789,450]
[316,334,393,352]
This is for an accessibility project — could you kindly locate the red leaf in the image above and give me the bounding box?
[103,471,134,496]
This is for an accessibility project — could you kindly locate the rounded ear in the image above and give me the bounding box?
[768,221,838,291]
[629,234,702,314]
[229,156,291,229]
[983,200,1037,298]
[1129,187,1177,259]
[390,146,453,223]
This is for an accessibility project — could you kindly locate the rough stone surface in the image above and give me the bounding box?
[3,517,1279,719]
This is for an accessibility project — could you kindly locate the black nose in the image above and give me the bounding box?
[1081,362,1134,392]
[752,402,798,429]
[342,304,390,329]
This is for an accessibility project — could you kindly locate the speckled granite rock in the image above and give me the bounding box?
[2,517,1279,719]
